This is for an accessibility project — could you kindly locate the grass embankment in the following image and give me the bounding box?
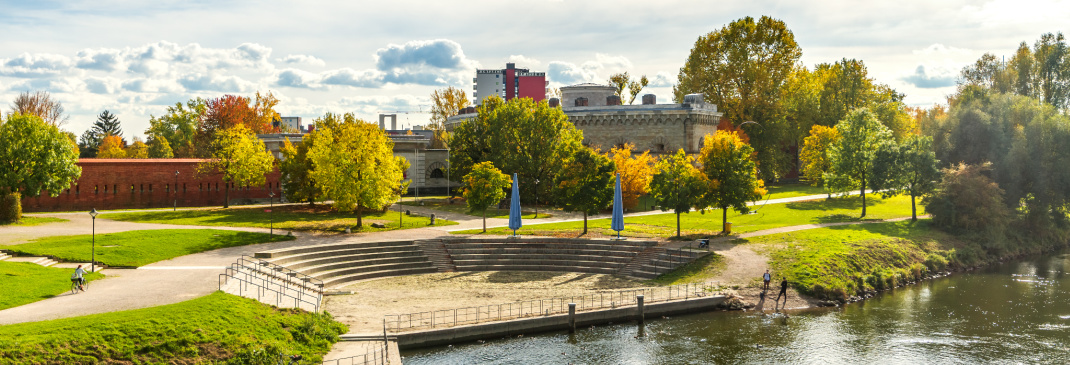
[0,217,67,226]
[0,292,347,364]
[102,204,457,233]
[6,229,293,267]
[400,198,552,219]
[0,261,104,311]
[456,194,919,239]
[648,253,727,286]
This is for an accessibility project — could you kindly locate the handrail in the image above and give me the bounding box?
[384,280,723,333]
[219,271,321,312]
[238,254,324,291]
[321,342,387,365]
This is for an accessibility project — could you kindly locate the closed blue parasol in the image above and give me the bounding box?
[611,172,624,239]
[509,173,522,236]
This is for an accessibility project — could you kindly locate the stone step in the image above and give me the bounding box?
[449,253,635,263]
[255,240,418,259]
[323,267,439,288]
[299,256,433,275]
[270,245,423,265]
[443,238,656,248]
[444,243,647,252]
[314,261,435,280]
[452,258,627,270]
[281,250,427,270]
[446,248,641,259]
[454,265,619,275]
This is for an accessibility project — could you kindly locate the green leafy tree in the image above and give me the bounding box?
[147,136,174,158]
[923,163,1010,238]
[197,125,274,208]
[697,130,767,233]
[0,113,82,219]
[870,135,940,221]
[674,15,801,180]
[449,96,582,207]
[146,99,205,158]
[826,109,895,218]
[125,139,149,159]
[78,110,125,158]
[307,118,406,228]
[552,147,616,234]
[279,134,321,205]
[462,161,511,232]
[608,72,650,104]
[650,149,707,237]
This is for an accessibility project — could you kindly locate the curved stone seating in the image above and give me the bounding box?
[442,238,656,275]
[255,240,437,288]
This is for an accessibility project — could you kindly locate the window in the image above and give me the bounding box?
[656,143,665,152]
[430,168,445,179]
[94,185,98,194]
[113,185,117,194]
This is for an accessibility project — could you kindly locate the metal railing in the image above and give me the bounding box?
[322,343,387,365]
[384,280,724,332]
[651,242,707,277]
[218,255,323,312]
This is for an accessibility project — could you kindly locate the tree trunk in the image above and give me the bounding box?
[482,210,486,233]
[583,211,588,235]
[223,182,230,208]
[676,212,681,237]
[860,178,867,218]
[722,207,728,234]
[911,193,917,221]
[356,204,363,228]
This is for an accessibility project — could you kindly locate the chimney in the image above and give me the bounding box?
[642,94,656,105]
[575,97,588,107]
[683,93,705,105]
[607,95,622,106]
[549,98,560,108]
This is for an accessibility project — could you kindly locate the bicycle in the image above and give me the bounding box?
[70,278,87,294]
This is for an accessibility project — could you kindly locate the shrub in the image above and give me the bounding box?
[0,192,21,223]
[924,252,948,272]
[923,162,1010,236]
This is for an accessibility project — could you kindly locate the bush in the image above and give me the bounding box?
[924,252,948,272]
[923,163,1010,236]
[0,192,21,223]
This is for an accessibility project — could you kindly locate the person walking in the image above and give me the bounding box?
[775,278,788,306]
[762,270,771,291]
[71,264,87,292]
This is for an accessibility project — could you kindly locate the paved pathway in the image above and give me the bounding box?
[0,193,845,325]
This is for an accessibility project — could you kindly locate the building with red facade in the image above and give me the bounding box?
[20,159,281,212]
[472,63,547,105]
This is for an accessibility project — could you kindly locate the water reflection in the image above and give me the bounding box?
[403,253,1070,364]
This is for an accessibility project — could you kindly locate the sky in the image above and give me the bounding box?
[1,0,1067,140]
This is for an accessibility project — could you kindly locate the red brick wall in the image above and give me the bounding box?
[20,159,281,212]
[517,75,546,102]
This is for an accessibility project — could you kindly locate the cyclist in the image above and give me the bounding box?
[71,264,87,292]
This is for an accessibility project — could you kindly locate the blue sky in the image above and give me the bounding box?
[1,0,1067,139]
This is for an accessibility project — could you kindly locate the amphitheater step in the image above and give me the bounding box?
[279,250,427,270]
[297,256,432,275]
[617,245,665,278]
[416,239,455,272]
[268,244,424,265]
[453,265,620,275]
[314,261,435,280]
[4,256,58,267]
[0,253,10,261]
[322,267,439,288]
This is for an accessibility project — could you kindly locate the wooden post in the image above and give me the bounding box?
[568,303,577,333]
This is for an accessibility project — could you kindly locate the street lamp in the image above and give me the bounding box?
[534,179,540,218]
[89,208,98,272]
[268,191,274,238]
[174,171,180,211]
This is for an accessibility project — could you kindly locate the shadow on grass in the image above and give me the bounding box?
[785,195,888,211]
[825,218,938,241]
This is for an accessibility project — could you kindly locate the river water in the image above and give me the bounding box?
[402,252,1070,364]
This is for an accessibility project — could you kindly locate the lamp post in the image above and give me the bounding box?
[174,171,179,211]
[534,179,540,218]
[399,177,404,228]
[89,208,98,272]
[446,148,451,199]
[268,191,274,238]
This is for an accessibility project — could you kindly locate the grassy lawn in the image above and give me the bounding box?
[763,183,828,200]
[0,292,347,364]
[455,194,921,240]
[101,204,458,233]
[6,229,293,267]
[648,253,726,285]
[400,198,553,219]
[0,261,105,311]
[0,217,68,226]
[744,219,960,301]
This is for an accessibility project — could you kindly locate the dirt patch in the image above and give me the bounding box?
[324,271,653,332]
[706,241,770,285]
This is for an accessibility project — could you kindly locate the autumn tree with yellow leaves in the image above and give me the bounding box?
[697,130,767,233]
[799,125,840,197]
[607,143,656,211]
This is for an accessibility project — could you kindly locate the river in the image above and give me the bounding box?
[402,252,1070,364]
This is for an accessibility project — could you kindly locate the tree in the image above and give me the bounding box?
[923,162,1010,237]
[146,98,205,158]
[147,136,174,158]
[869,134,940,221]
[307,118,406,228]
[252,91,283,133]
[199,95,256,156]
[197,125,274,208]
[781,66,823,155]
[279,133,321,205]
[650,149,707,237]
[697,130,767,233]
[799,125,840,196]
[0,113,81,214]
[7,91,68,127]
[674,16,801,180]
[607,72,650,105]
[429,87,471,149]
[125,138,149,159]
[826,109,895,217]
[552,147,616,234]
[449,96,583,207]
[77,130,100,158]
[607,143,656,210]
[97,135,127,158]
[462,161,511,232]
[77,110,125,158]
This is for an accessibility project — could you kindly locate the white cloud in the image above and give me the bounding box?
[279,54,326,67]
[912,44,972,57]
[321,68,385,88]
[900,64,959,89]
[507,55,542,69]
[0,53,72,77]
[547,61,598,85]
[178,73,255,92]
[374,39,476,71]
[84,76,121,94]
[648,71,674,87]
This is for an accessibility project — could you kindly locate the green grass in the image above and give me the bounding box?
[0,261,104,311]
[763,183,829,200]
[400,198,552,219]
[6,229,294,267]
[744,219,960,301]
[102,204,457,233]
[648,253,726,285]
[0,217,67,226]
[455,194,921,239]
[0,292,347,364]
